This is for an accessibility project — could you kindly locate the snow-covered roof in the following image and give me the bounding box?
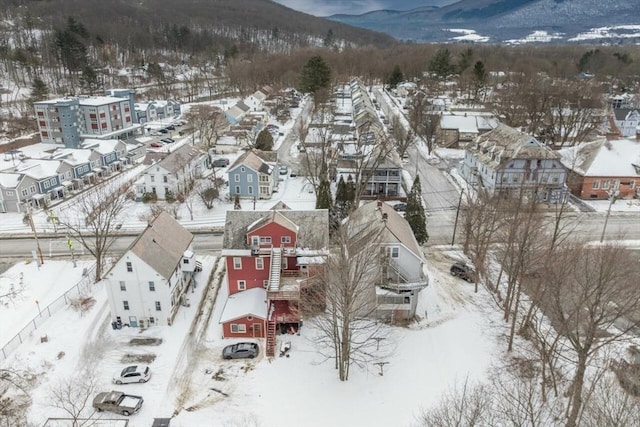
[15,159,61,179]
[81,139,120,154]
[78,96,128,106]
[0,173,22,188]
[559,138,640,177]
[219,287,267,323]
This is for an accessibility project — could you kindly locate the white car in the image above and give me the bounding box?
[279,165,288,175]
[113,365,151,384]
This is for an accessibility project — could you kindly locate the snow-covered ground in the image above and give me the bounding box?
[1,248,505,427]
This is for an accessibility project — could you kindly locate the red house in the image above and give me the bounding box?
[220,208,329,356]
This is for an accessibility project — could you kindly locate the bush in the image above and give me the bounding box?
[141,192,157,203]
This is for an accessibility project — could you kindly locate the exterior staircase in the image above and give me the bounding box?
[266,320,277,357]
[268,247,282,292]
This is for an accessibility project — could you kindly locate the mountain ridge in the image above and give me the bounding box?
[327,0,640,43]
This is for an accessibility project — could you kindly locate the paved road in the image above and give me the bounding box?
[277,98,313,173]
[0,233,224,259]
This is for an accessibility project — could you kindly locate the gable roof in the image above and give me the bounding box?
[223,210,329,251]
[219,287,268,323]
[156,145,204,173]
[559,138,640,178]
[613,108,640,121]
[247,210,299,234]
[229,149,274,174]
[126,211,193,280]
[347,201,423,260]
[0,173,23,189]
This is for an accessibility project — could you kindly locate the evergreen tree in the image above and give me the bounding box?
[30,77,49,102]
[428,48,453,80]
[298,55,332,94]
[335,176,357,219]
[54,17,90,74]
[472,60,487,100]
[405,176,429,245]
[386,65,404,88]
[316,179,332,209]
[457,48,474,74]
[254,129,274,151]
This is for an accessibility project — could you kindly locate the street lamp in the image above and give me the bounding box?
[600,188,619,243]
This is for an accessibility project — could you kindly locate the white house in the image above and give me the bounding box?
[460,124,567,203]
[243,86,273,111]
[612,108,640,137]
[137,144,206,200]
[346,200,428,321]
[103,212,199,328]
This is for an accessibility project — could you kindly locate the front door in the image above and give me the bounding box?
[252,323,262,338]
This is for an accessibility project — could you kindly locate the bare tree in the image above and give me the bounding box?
[542,242,640,427]
[417,378,490,427]
[312,225,390,381]
[390,115,414,160]
[47,374,99,427]
[581,375,640,427]
[196,178,221,209]
[184,105,229,154]
[297,97,336,193]
[57,182,130,282]
[406,93,439,154]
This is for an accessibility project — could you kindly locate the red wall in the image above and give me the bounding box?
[222,315,266,338]
[226,256,271,295]
[247,222,297,248]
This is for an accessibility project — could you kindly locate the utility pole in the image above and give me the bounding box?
[27,205,44,265]
[451,190,464,246]
[374,361,389,376]
[600,189,619,243]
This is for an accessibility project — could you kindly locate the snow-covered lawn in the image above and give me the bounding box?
[1,247,507,427]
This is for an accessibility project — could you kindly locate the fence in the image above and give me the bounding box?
[43,418,129,427]
[0,264,97,361]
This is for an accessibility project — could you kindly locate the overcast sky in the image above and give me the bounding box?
[272,1,454,17]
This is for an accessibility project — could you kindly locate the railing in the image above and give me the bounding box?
[267,289,300,300]
[0,263,97,361]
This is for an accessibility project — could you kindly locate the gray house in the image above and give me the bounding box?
[0,173,24,213]
[228,149,278,199]
[460,124,567,203]
[346,200,429,322]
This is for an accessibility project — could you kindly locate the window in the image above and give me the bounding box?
[234,186,240,194]
[6,191,13,196]
[251,236,259,246]
[602,180,610,189]
[281,236,291,244]
[155,301,161,311]
[233,257,242,269]
[247,315,253,321]
[631,180,636,189]
[230,324,246,333]
[150,175,155,183]
[260,236,272,244]
[126,262,133,272]
[592,180,600,189]
[237,280,246,291]
[234,174,240,182]
[21,189,28,197]
[149,281,155,291]
[241,167,245,172]
[248,186,253,195]
[391,247,399,258]
[247,174,253,183]
[119,281,126,291]
[123,300,130,310]
[256,258,264,270]
[163,176,168,183]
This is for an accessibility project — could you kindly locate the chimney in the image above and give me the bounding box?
[382,213,388,221]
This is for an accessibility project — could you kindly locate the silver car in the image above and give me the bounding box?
[113,365,151,384]
[222,342,259,360]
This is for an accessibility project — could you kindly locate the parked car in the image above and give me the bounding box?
[160,138,172,144]
[113,365,151,385]
[213,158,230,167]
[393,203,407,212]
[279,165,288,175]
[93,390,143,416]
[222,342,259,359]
[450,262,476,282]
[166,125,175,131]
[150,142,163,148]
[289,171,297,178]
[158,129,169,134]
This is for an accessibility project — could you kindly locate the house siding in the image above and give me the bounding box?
[221,315,266,338]
[228,166,259,198]
[226,256,271,295]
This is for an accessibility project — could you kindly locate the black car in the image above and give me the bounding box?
[212,158,230,167]
[393,203,407,212]
[158,129,168,134]
[222,342,259,359]
[166,125,175,131]
[450,262,476,282]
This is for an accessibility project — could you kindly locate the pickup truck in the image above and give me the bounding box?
[93,390,143,416]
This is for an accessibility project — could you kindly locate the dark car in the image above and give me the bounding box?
[158,129,168,134]
[166,125,175,131]
[213,158,230,167]
[450,262,476,282]
[393,203,407,212]
[222,342,259,360]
